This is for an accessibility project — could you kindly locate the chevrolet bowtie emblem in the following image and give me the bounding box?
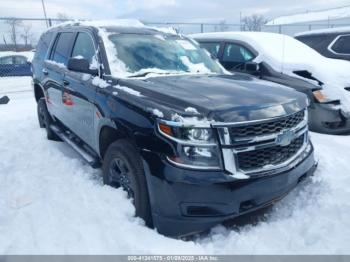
[276,129,295,146]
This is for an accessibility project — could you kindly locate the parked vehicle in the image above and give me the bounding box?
[32,21,317,237]
[192,32,350,135]
[295,27,350,62]
[0,52,33,77]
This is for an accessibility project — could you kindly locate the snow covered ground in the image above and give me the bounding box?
[0,76,32,94]
[1,84,350,254]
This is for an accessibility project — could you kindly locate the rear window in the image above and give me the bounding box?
[50,32,74,65]
[0,56,13,65]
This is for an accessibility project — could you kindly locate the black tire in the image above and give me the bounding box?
[102,139,153,227]
[37,98,45,128]
[37,98,61,141]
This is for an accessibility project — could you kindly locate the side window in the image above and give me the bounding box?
[222,43,254,63]
[71,32,96,63]
[51,32,74,65]
[331,35,350,55]
[199,42,221,57]
[13,56,28,64]
[0,56,13,65]
[35,31,54,61]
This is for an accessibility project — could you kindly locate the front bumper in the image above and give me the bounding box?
[141,148,317,238]
[309,103,350,135]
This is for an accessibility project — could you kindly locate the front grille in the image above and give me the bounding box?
[230,111,305,139]
[237,135,305,172]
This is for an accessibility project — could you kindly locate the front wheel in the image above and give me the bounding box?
[102,139,153,227]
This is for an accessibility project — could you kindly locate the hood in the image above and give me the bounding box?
[118,74,308,123]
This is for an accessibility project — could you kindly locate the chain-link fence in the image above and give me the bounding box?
[1,17,349,50]
[0,16,349,86]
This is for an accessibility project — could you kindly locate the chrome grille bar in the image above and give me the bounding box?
[217,109,309,179]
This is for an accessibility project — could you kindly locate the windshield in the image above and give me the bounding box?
[107,34,224,76]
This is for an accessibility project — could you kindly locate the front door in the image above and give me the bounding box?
[63,31,99,147]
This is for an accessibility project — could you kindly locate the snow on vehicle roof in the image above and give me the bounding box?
[295,26,350,37]
[191,31,350,113]
[266,5,350,25]
[49,19,177,35]
[0,51,34,62]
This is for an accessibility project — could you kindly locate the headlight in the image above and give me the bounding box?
[313,90,327,102]
[158,121,221,169]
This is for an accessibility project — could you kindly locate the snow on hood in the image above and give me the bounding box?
[192,32,350,112]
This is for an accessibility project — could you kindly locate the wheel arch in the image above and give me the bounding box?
[98,125,130,159]
[34,83,45,102]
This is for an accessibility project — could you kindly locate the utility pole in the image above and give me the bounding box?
[240,11,242,31]
[41,0,49,28]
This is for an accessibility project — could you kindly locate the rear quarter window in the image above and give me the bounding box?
[35,31,54,61]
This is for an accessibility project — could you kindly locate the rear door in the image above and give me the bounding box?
[44,32,74,122]
[63,31,99,147]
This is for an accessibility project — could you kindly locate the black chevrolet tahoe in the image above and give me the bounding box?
[32,21,317,237]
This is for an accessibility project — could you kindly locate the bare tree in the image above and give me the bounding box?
[56,12,70,21]
[5,18,23,51]
[21,24,34,48]
[242,14,267,32]
[214,20,229,32]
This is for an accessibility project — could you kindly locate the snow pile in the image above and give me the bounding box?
[180,56,213,75]
[92,76,109,88]
[266,5,350,25]
[0,77,32,94]
[152,109,164,118]
[45,60,66,69]
[185,107,199,114]
[295,26,350,37]
[1,92,350,254]
[113,85,142,97]
[192,32,350,113]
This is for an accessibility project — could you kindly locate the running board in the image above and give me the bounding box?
[50,124,101,168]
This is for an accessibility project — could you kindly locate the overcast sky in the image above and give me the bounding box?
[0,0,349,23]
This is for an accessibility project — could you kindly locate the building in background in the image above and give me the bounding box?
[265,5,350,36]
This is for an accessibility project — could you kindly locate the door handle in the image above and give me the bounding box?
[42,68,48,75]
[63,80,70,86]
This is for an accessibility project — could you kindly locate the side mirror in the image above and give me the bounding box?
[0,96,10,105]
[67,58,98,76]
[244,62,259,72]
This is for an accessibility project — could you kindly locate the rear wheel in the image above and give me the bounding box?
[37,98,61,141]
[102,139,153,227]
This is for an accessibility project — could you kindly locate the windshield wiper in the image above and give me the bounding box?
[129,71,183,78]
